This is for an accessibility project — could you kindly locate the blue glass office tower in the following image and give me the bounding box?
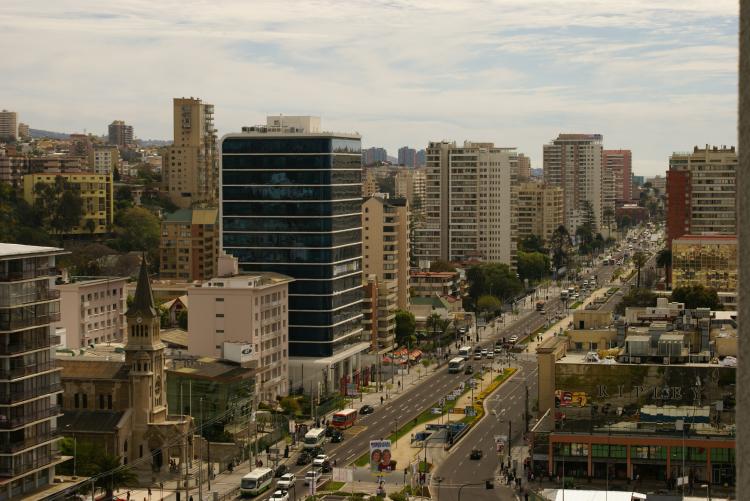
[221,121,367,391]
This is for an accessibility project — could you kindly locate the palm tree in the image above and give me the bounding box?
[602,207,615,239]
[632,251,648,288]
[656,248,672,289]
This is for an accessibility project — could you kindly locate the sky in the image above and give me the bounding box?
[0,0,739,177]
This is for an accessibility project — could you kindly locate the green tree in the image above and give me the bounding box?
[477,294,502,320]
[671,285,723,310]
[518,234,546,254]
[548,225,572,271]
[113,207,160,254]
[429,260,456,272]
[32,177,84,235]
[632,251,648,288]
[425,313,450,350]
[177,309,188,330]
[394,309,416,346]
[602,207,615,237]
[615,288,658,315]
[280,395,302,416]
[58,438,137,498]
[656,248,672,287]
[516,251,550,283]
[467,262,523,304]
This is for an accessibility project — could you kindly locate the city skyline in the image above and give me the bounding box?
[0,0,738,177]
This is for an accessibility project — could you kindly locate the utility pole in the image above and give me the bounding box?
[198,397,203,501]
[525,385,530,432]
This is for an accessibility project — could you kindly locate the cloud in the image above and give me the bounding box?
[0,0,737,176]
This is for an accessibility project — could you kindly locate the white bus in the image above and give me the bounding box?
[448,357,466,373]
[303,427,326,449]
[458,346,473,360]
[240,467,274,496]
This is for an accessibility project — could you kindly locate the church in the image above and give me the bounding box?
[58,258,192,472]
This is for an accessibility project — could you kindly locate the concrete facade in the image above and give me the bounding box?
[0,111,18,142]
[107,120,133,147]
[159,208,219,281]
[516,182,564,243]
[603,149,632,203]
[89,145,119,175]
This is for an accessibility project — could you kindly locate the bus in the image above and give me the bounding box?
[303,427,327,449]
[240,467,274,496]
[536,300,546,312]
[458,346,473,360]
[448,357,466,373]
[332,408,357,429]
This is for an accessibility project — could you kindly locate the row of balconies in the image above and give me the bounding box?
[0,361,58,381]
[0,268,54,283]
[0,429,59,454]
[0,405,61,430]
[0,313,60,332]
[0,383,62,405]
[0,450,61,477]
[0,288,59,308]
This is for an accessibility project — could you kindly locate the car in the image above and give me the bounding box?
[473,351,483,360]
[277,473,296,490]
[330,430,344,443]
[320,460,333,473]
[509,334,518,343]
[470,448,483,460]
[270,490,289,501]
[485,351,494,359]
[494,345,503,353]
[312,454,330,467]
[481,349,488,357]
[274,463,288,477]
[464,365,473,375]
[359,404,375,415]
[304,469,322,486]
[324,426,335,437]
[296,451,312,465]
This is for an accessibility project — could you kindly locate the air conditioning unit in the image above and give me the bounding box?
[663,357,670,365]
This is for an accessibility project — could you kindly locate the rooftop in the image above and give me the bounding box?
[58,359,129,380]
[167,358,255,382]
[59,410,126,433]
[195,272,294,290]
[0,243,66,260]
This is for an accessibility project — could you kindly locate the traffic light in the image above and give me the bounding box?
[485,480,494,489]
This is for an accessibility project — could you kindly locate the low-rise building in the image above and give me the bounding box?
[89,145,119,175]
[55,276,127,350]
[410,270,460,298]
[159,208,219,281]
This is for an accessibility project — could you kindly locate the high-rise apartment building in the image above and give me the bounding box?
[395,168,426,208]
[363,194,410,309]
[159,208,219,281]
[362,168,379,198]
[603,149,632,203]
[362,147,387,166]
[0,111,18,142]
[516,182,564,244]
[55,277,127,349]
[107,120,133,147]
[414,141,517,265]
[17,123,30,141]
[398,147,417,167]
[543,133,609,232]
[89,145,119,175]
[164,97,218,208]
[666,145,737,247]
[517,153,531,180]
[187,253,293,403]
[416,149,426,167]
[0,243,68,498]
[23,171,114,235]
[646,175,666,193]
[362,277,396,354]
[221,116,367,393]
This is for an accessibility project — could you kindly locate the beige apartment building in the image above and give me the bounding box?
[671,235,737,308]
[362,276,397,353]
[516,182,564,243]
[17,123,29,141]
[363,194,410,309]
[107,120,133,147]
[164,97,218,208]
[543,133,610,232]
[414,141,517,265]
[89,145,119,174]
[0,110,18,141]
[187,254,293,404]
[55,277,127,349]
[159,208,219,281]
[362,168,379,198]
[517,153,531,180]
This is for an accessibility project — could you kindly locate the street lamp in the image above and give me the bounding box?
[64,424,77,479]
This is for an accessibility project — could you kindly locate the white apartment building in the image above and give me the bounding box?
[187,254,294,404]
[55,277,127,350]
[543,133,611,232]
[414,141,517,265]
[89,145,119,175]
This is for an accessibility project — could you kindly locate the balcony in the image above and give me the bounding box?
[0,451,62,477]
[0,430,59,453]
[0,361,59,381]
[0,313,60,331]
[0,405,61,429]
[0,383,63,405]
[0,268,54,283]
[0,337,56,356]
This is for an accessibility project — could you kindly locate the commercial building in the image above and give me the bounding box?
[22,171,114,235]
[666,146,737,247]
[603,149,632,203]
[533,307,736,488]
[0,243,68,499]
[362,194,410,309]
[516,182,564,243]
[107,120,133,148]
[187,253,293,404]
[672,235,737,308]
[58,259,191,473]
[398,147,417,167]
[414,141,517,265]
[55,277,127,350]
[362,276,396,354]
[543,134,610,232]
[89,145,119,175]
[362,147,387,166]
[164,97,218,208]
[410,270,461,298]
[159,208,219,281]
[0,111,18,142]
[221,116,368,394]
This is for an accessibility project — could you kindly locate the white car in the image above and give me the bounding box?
[486,351,495,359]
[509,335,518,343]
[277,473,296,490]
[312,454,329,467]
[481,349,488,358]
[270,491,290,501]
[304,469,322,485]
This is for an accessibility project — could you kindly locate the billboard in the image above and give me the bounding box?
[223,342,253,364]
[369,440,394,472]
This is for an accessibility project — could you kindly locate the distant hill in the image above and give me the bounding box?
[30,128,70,140]
[139,139,171,147]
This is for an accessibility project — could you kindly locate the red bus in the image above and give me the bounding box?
[331,408,357,429]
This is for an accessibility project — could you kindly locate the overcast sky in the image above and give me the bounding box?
[1,0,738,176]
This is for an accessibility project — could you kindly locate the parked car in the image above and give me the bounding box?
[359,404,375,415]
[277,473,296,490]
[509,334,518,343]
[270,491,289,501]
[274,463,288,477]
[485,351,494,359]
[470,448,483,460]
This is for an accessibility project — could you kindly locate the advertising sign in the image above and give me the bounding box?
[369,440,394,472]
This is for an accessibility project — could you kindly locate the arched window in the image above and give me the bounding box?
[124,440,128,452]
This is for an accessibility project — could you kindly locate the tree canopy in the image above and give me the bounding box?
[548,225,572,271]
[467,262,522,306]
[429,260,456,272]
[518,234,546,254]
[671,285,723,310]
[516,250,550,283]
[112,206,160,255]
[394,309,416,346]
[615,288,658,315]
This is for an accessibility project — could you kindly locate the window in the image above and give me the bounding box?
[74,393,80,408]
[216,313,224,318]
[108,394,113,409]
[82,394,88,409]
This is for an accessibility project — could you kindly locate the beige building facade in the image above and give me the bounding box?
[516,182,564,244]
[159,208,219,281]
[362,194,410,310]
[164,97,218,208]
[362,277,396,353]
[55,277,127,350]
[0,110,18,142]
[187,254,293,403]
[89,145,119,175]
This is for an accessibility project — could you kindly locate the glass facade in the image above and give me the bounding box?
[672,238,738,294]
[221,135,363,358]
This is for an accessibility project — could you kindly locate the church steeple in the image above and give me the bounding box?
[129,254,157,318]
